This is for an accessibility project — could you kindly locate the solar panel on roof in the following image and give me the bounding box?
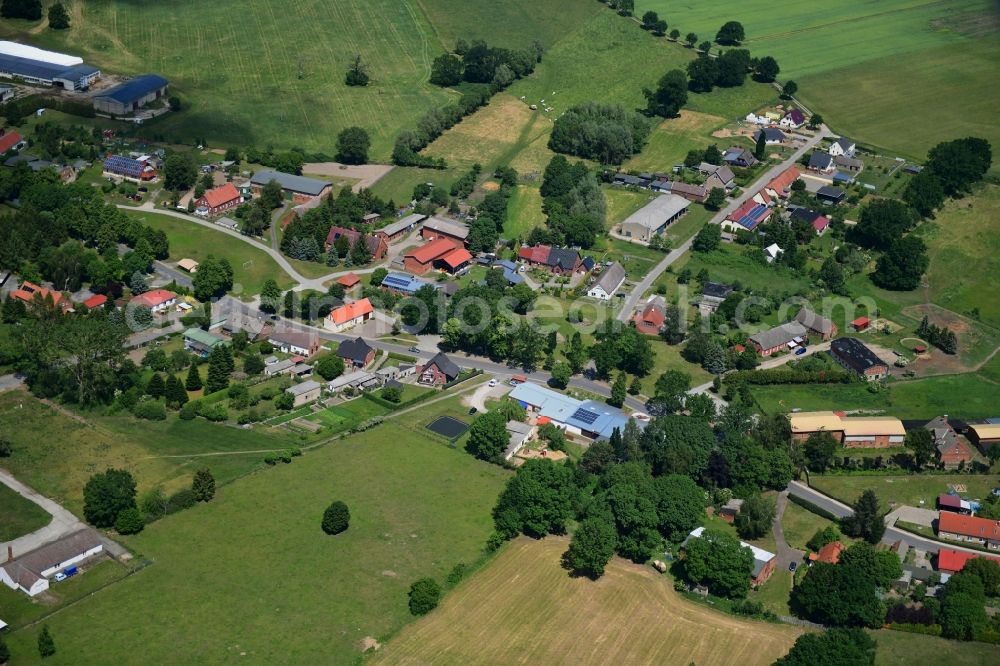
[571,407,600,425]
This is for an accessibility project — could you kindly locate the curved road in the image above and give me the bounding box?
[787,480,991,557]
[118,203,388,291]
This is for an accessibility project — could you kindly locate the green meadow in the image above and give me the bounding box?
[3,415,509,664]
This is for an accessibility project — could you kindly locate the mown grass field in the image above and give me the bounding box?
[636,0,986,80]
[751,372,1000,420]
[0,390,297,515]
[4,415,509,664]
[623,111,726,173]
[0,0,460,158]
[809,474,1000,509]
[635,1,998,167]
[798,36,1000,166]
[781,499,836,551]
[0,482,51,540]
[373,536,803,665]
[126,212,295,295]
[871,629,1000,666]
[504,185,546,238]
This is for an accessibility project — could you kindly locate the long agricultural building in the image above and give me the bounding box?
[92,74,169,115]
[0,41,100,90]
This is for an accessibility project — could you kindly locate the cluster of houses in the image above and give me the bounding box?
[806,137,862,191]
[744,107,808,131]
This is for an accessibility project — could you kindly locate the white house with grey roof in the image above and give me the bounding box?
[619,194,690,242]
[828,137,856,158]
[1,530,103,597]
[587,262,626,300]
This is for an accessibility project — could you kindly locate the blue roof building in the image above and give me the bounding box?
[508,383,639,440]
[0,53,100,90]
[380,272,432,295]
[93,74,169,115]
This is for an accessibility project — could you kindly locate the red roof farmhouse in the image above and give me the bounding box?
[130,289,176,313]
[937,511,1000,551]
[195,182,241,215]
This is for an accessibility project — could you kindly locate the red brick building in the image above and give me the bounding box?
[517,245,582,275]
[926,416,976,468]
[195,182,241,215]
[324,226,388,261]
[418,352,460,385]
[403,238,471,276]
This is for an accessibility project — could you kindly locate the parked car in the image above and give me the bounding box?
[788,561,797,572]
[795,347,808,355]
[408,346,419,352]
[54,572,67,582]
[468,407,478,415]
[488,379,497,387]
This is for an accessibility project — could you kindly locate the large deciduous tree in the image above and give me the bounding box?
[83,468,138,528]
[335,127,370,165]
[681,529,754,598]
[643,69,688,118]
[466,410,509,462]
[715,21,745,45]
[562,515,617,579]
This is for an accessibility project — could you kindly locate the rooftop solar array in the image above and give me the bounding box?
[736,204,768,230]
[103,155,143,178]
[571,407,600,425]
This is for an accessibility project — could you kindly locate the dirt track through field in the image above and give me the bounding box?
[372,537,803,665]
[302,163,394,191]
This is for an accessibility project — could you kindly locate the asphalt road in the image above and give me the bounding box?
[787,481,990,557]
[220,297,647,413]
[616,125,830,323]
[0,468,89,557]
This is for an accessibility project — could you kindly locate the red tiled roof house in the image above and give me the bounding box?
[130,289,177,313]
[937,511,1000,552]
[195,182,242,215]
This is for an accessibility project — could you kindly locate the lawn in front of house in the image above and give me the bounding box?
[781,499,837,551]
[0,483,51,541]
[809,474,1000,509]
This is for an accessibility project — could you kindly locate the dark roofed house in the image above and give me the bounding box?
[699,282,733,315]
[830,337,888,381]
[93,74,169,115]
[834,155,864,172]
[517,245,582,274]
[418,352,461,385]
[925,416,976,469]
[794,308,837,340]
[723,147,759,168]
[816,185,846,205]
[0,529,103,597]
[754,127,786,145]
[336,336,375,368]
[748,322,808,357]
[807,152,834,172]
[251,170,331,204]
[587,262,626,300]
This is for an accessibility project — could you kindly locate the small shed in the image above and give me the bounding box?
[851,316,870,331]
[177,258,199,273]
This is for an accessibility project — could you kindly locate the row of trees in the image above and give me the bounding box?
[83,467,215,534]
